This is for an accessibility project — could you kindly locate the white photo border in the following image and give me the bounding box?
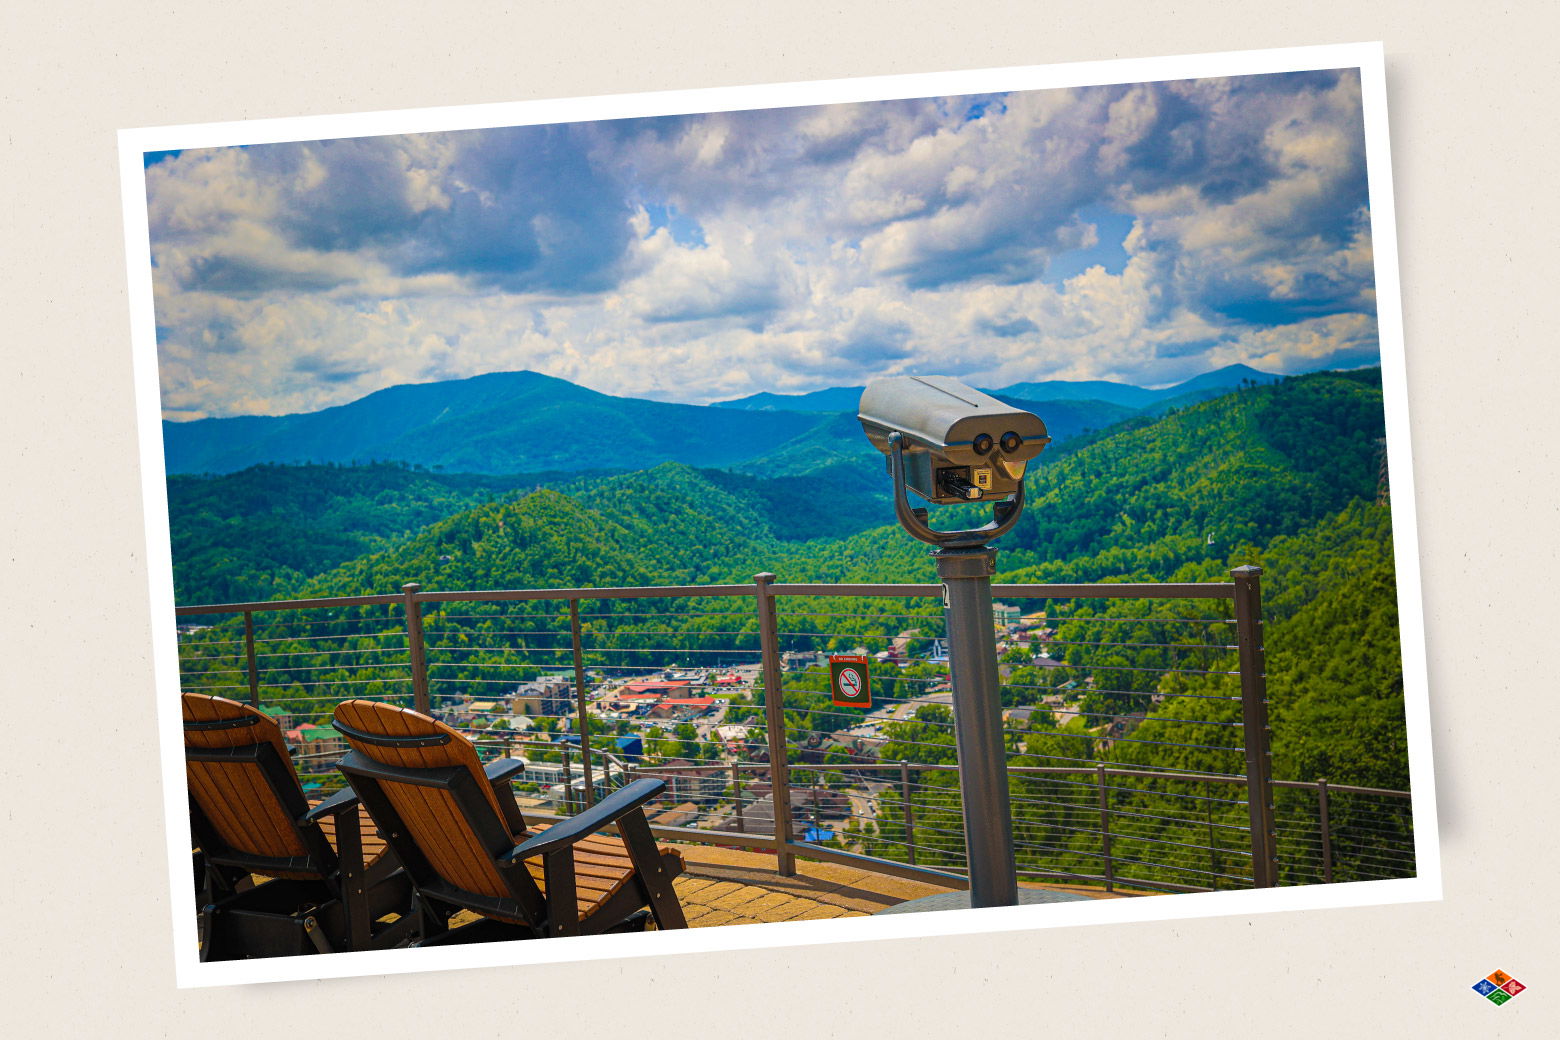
[118,40,1440,989]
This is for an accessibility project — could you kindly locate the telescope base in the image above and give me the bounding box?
[873,888,1094,915]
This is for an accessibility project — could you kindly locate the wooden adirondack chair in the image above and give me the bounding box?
[182,693,417,959]
[331,699,688,943]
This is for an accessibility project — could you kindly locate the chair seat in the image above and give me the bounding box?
[303,807,681,923]
[308,800,390,868]
[517,825,685,922]
[225,804,392,883]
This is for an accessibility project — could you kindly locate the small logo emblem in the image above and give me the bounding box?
[1472,970,1524,1005]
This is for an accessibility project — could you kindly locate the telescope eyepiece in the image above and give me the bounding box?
[973,433,994,456]
[1000,431,1023,454]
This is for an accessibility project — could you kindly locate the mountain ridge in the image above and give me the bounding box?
[163,364,1271,477]
[712,362,1280,412]
[162,369,832,476]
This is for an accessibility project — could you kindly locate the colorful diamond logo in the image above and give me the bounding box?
[1473,969,1525,1005]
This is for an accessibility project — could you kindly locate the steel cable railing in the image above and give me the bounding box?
[173,569,1414,896]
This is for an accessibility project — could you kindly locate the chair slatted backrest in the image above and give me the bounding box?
[333,701,517,903]
[182,693,312,863]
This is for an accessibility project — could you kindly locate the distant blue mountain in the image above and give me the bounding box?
[712,386,865,412]
[996,363,1277,410]
[162,370,831,476]
[712,363,1278,414]
[991,378,1158,409]
[1164,363,1278,394]
[162,363,1280,477]
[990,395,1138,439]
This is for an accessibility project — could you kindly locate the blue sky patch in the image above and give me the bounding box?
[643,202,707,247]
[1045,204,1134,283]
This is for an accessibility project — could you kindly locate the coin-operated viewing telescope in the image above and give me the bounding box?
[859,375,1051,909]
[858,375,1049,548]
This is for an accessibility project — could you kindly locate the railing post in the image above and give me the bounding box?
[1318,778,1334,884]
[1232,565,1278,887]
[242,610,260,708]
[900,760,916,866]
[754,573,796,877]
[568,599,596,808]
[732,760,746,833]
[1096,764,1114,893]
[401,582,430,715]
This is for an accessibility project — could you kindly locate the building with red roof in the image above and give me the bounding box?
[622,680,692,694]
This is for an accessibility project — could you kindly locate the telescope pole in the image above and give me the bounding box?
[934,544,1018,908]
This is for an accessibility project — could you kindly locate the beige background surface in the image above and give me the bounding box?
[3,1,1555,1035]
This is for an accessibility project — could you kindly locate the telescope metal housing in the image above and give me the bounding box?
[858,375,1050,506]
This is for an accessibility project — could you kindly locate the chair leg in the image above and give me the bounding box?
[642,873,688,930]
[333,807,371,951]
[618,812,688,930]
[197,905,215,962]
[543,848,580,938]
[416,895,449,941]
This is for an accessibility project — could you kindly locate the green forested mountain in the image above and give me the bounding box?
[750,368,1387,586]
[170,368,1409,887]
[166,457,896,604]
[170,368,1390,600]
[1001,367,1385,581]
[298,465,784,597]
[167,463,609,605]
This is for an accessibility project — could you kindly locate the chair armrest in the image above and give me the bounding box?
[484,757,530,835]
[500,778,666,862]
[301,785,359,824]
[484,758,527,784]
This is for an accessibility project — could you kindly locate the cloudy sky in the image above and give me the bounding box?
[145,69,1378,420]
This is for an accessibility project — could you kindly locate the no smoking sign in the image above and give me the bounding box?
[828,655,872,708]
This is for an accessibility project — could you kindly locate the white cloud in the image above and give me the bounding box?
[148,70,1379,418]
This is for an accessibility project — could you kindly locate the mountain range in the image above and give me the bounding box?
[170,368,1407,800]
[713,363,1277,412]
[161,364,1279,476]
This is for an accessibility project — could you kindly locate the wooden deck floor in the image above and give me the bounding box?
[313,807,1123,929]
[667,846,959,926]
[660,845,1122,927]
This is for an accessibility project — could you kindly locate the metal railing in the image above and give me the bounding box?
[172,567,1414,896]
